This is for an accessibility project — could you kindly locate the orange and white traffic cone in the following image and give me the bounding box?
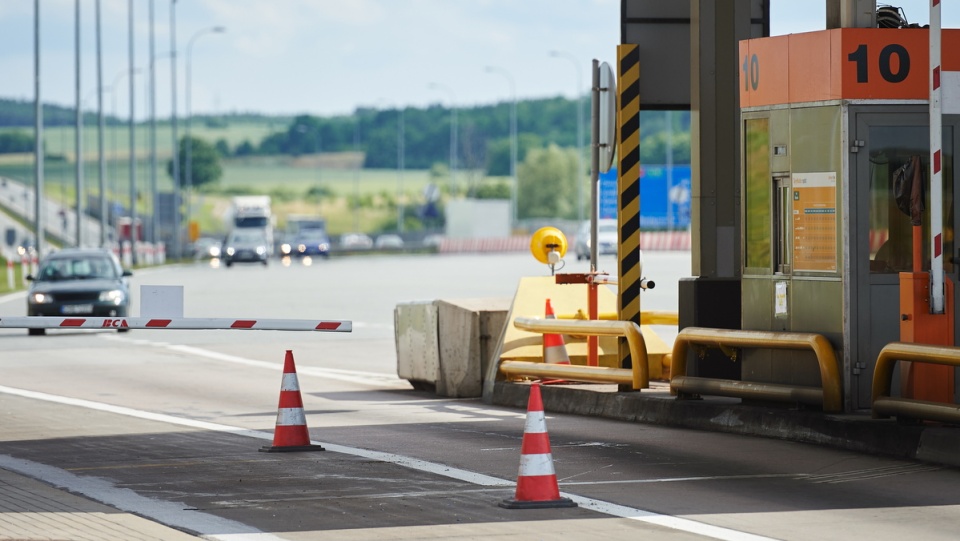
[259,350,325,453]
[500,382,576,509]
[543,299,570,365]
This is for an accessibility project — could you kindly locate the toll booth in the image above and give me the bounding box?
[738,28,960,411]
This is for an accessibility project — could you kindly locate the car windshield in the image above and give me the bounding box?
[298,229,328,240]
[38,256,116,281]
[229,230,266,244]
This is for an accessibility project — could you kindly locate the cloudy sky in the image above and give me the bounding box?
[0,0,957,118]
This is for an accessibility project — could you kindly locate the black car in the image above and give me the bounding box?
[26,248,133,336]
[223,228,270,267]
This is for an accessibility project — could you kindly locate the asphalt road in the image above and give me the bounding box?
[1,252,959,540]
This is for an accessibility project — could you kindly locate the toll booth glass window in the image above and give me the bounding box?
[869,126,953,273]
[745,118,772,270]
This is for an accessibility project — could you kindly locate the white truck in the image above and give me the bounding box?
[228,195,274,253]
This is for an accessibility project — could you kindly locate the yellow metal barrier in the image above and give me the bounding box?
[670,327,843,412]
[871,342,960,423]
[558,310,679,325]
[501,317,650,390]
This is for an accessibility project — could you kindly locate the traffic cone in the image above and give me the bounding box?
[500,382,576,509]
[259,350,325,453]
[543,299,570,365]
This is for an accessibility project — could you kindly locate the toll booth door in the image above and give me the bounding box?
[853,110,958,408]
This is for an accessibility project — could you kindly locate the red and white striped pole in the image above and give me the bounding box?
[930,0,945,313]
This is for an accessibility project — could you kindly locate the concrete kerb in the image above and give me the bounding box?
[491,380,960,469]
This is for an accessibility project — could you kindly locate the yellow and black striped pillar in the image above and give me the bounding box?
[617,44,641,372]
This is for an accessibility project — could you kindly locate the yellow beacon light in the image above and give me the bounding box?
[530,227,567,267]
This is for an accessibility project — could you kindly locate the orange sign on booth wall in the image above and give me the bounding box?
[793,172,837,273]
[740,28,960,108]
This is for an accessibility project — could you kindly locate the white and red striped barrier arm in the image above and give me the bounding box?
[0,317,352,332]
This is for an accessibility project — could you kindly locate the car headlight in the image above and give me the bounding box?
[297,244,306,253]
[99,289,125,305]
[256,246,266,255]
[319,243,329,251]
[226,247,235,256]
[280,243,291,255]
[209,246,221,257]
[30,292,53,304]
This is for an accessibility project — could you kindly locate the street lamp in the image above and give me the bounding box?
[397,106,405,233]
[185,25,226,243]
[549,50,585,224]
[109,68,140,234]
[427,82,457,194]
[484,66,517,226]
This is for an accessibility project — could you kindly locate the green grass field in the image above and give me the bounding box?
[0,117,489,238]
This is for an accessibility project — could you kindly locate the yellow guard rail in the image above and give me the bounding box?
[499,317,650,390]
[872,342,960,423]
[669,327,843,413]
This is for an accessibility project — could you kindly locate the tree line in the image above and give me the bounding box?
[229,97,690,176]
[1,97,690,172]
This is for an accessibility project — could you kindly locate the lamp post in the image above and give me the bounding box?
[549,50,585,224]
[484,66,517,226]
[170,0,180,260]
[397,106,405,233]
[185,25,225,245]
[427,83,457,194]
[34,0,44,256]
[96,0,107,247]
[128,0,137,264]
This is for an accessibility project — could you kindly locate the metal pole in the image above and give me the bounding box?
[149,0,157,244]
[485,66,518,226]
[186,26,225,246]
[590,59,600,271]
[588,59,601,366]
[427,83,456,195]
[170,0,180,260]
[397,107,404,233]
[34,0,44,256]
[930,0,944,313]
[128,0,138,264]
[353,119,360,233]
[96,0,107,247]
[74,0,83,247]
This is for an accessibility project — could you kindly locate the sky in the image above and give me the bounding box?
[0,0,957,119]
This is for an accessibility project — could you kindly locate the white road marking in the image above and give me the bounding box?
[99,334,408,388]
[0,454,285,541]
[0,384,778,541]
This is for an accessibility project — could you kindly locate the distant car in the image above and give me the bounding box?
[575,219,618,260]
[374,234,404,249]
[223,229,270,267]
[423,234,445,249]
[191,237,222,259]
[289,228,331,258]
[26,248,132,336]
[340,233,373,250]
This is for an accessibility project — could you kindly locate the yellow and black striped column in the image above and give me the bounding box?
[617,44,641,372]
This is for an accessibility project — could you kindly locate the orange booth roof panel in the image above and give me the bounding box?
[740,28,960,108]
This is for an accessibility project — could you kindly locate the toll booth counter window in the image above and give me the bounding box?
[869,126,954,274]
[744,118,771,271]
